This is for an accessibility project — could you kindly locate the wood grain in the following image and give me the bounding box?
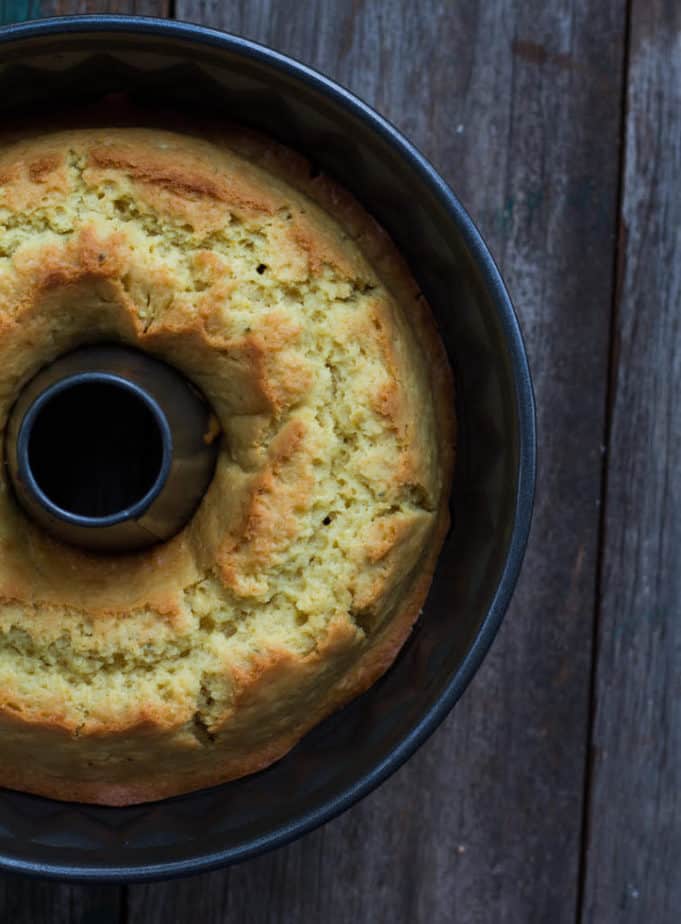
[0,1,38,19]
[0,0,167,18]
[581,2,681,922]
[128,1,626,920]
[0,877,121,924]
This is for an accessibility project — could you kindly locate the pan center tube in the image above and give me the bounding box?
[6,345,220,553]
[21,374,170,522]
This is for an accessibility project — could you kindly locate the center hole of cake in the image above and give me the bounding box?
[26,381,166,519]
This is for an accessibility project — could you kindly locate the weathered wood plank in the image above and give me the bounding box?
[129,1,625,920]
[0,0,168,21]
[0,876,122,924]
[0,1,39,19]
[581,2,681,921]
[37,0,168,15]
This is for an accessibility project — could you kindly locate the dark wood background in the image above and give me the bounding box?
[0,1,677,921]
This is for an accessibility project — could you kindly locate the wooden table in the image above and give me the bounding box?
[0,1,677,921]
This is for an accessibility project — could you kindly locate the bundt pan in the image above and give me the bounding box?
[0,16,535,881]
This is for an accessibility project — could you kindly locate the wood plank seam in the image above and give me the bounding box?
[574,1,634,921]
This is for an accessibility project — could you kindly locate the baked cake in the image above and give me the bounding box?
[0,127,453,804]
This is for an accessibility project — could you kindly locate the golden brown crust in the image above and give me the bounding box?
[0,123,454,804]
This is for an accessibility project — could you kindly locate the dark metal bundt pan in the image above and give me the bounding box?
[0,16,535,882]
